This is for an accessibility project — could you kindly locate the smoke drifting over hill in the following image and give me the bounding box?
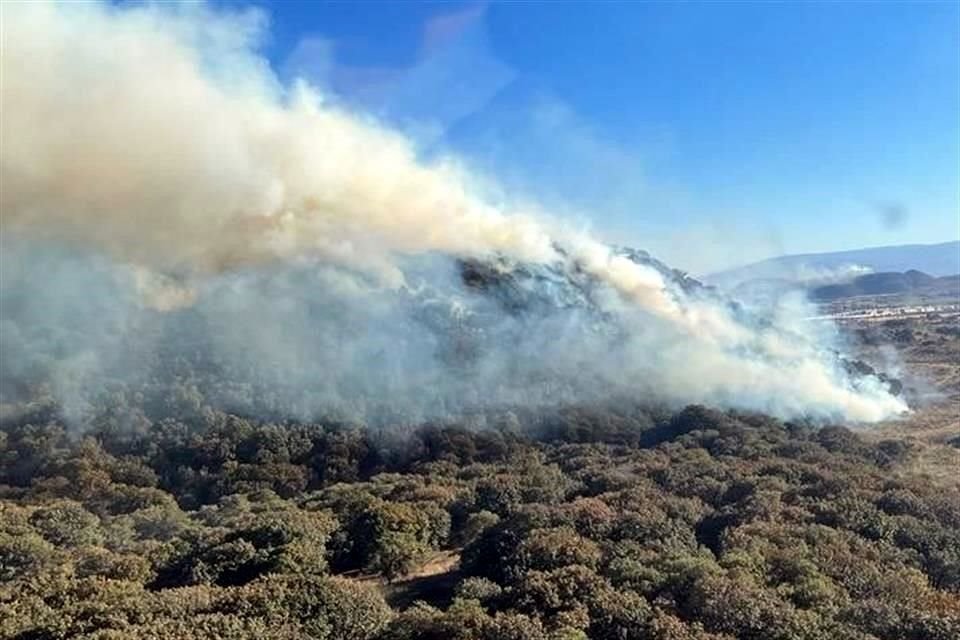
[1,2,907,423]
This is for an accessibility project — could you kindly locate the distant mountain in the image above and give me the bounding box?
[809,270,947,301]
[708,241,960,288]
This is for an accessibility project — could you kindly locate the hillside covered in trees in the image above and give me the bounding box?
[3,395,959,640]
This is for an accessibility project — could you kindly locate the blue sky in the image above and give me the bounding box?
[227,0,957,273]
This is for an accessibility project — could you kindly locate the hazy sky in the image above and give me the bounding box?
[227,0,958,274]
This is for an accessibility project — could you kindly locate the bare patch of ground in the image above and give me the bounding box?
[382,550,462,609]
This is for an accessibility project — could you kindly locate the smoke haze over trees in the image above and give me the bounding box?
[1,2,906,424]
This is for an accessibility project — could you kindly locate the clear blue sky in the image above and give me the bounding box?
[226,0,958,273]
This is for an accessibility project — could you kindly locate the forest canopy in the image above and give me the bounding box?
[2,395,958,640]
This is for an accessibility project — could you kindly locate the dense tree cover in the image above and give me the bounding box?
[2,398,959,640]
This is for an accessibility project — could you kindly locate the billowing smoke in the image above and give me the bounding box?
[2,2,556,287]
[1,2,907,425]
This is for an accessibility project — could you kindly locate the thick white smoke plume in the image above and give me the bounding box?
[2,2,556,286]
[1,2,907,423]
